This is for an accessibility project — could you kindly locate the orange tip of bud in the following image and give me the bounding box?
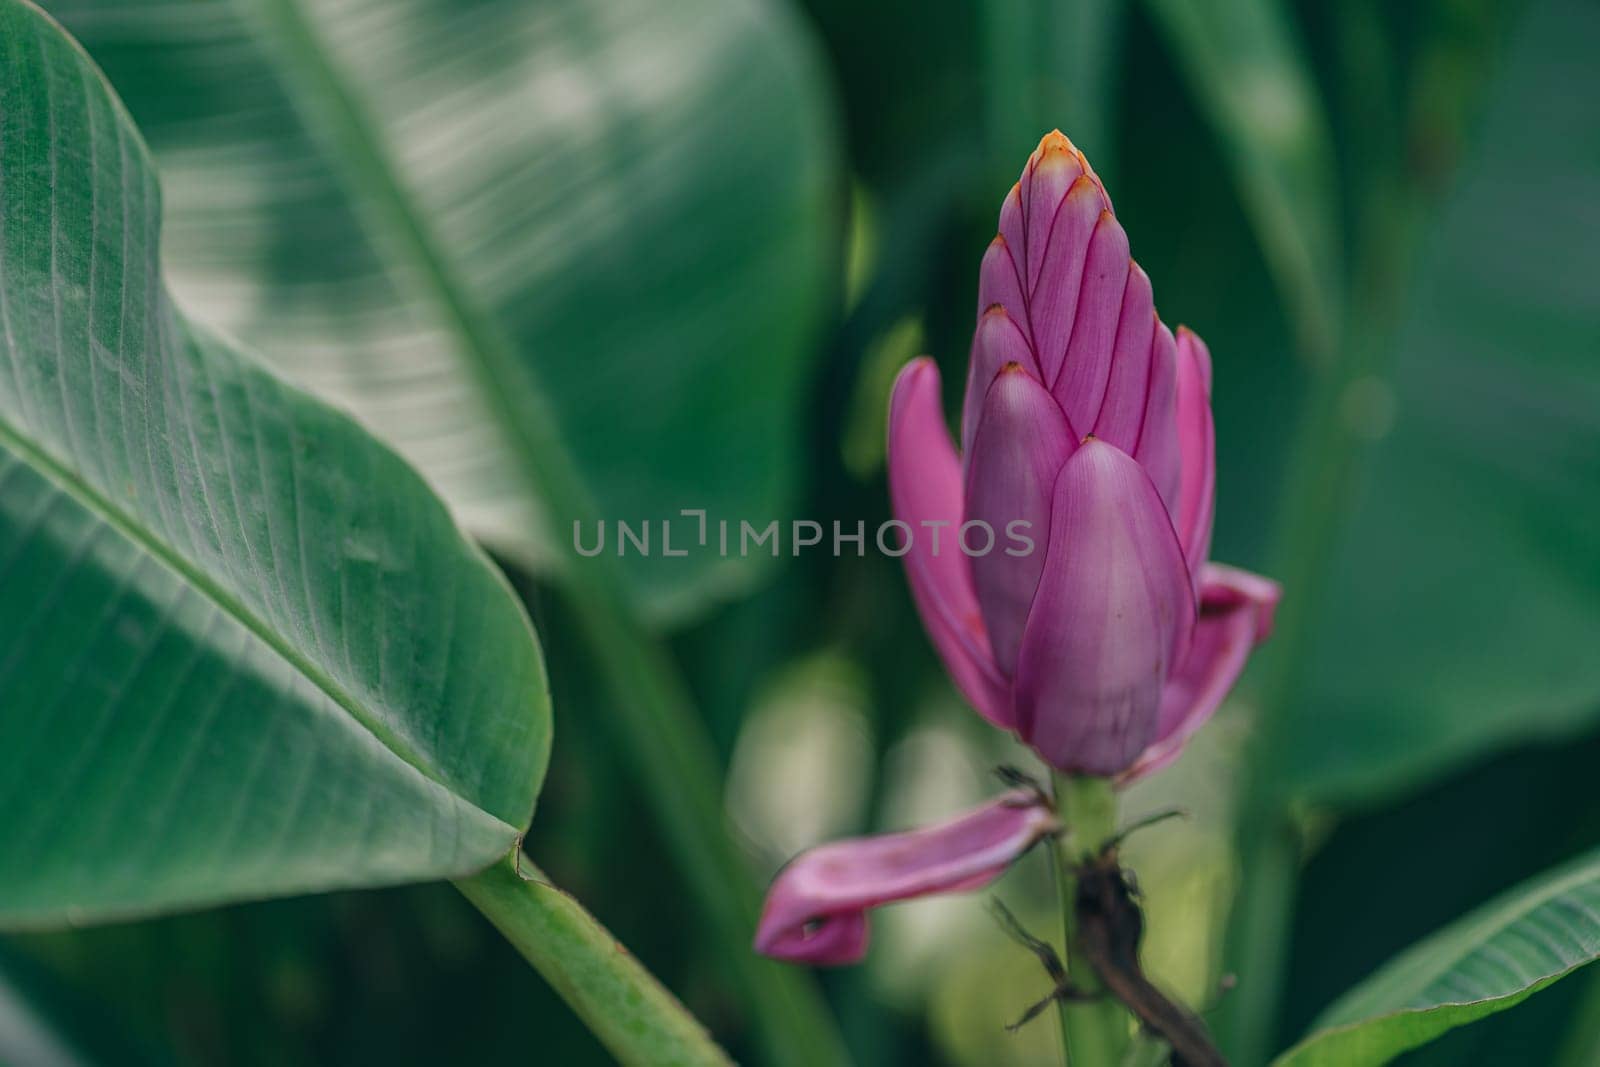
[1034,134,1084,176]
[983,303,1010,318]
[999,361,1026,374]
[1037,129,1078,155]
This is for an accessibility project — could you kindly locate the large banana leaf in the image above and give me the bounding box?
[1275,846,1600,1067]
[46,0,841,621]
[0,0,550,925]
[1281,0,1600,801]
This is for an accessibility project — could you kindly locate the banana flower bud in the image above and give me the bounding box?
[889,131,1280,777]
[755,132,1282,968]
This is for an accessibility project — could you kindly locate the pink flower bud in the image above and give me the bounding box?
[888,131,1280,778]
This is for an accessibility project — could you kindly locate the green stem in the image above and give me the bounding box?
[456,853,733,1067]
[1050,774,1128,1066]
[1215,803,1301,1065]
[562,590,852,1067]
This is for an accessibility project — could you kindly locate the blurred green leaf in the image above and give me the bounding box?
[981,0,1125,177]
[1142,0,1341,360]
[1274,845,1600,1067]
[0,945,165,1067]
[0,0,549,924]
[1281,0,1600,802]
[46,0,840,621]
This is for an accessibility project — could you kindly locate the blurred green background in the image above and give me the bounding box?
[4,0,1598,1064]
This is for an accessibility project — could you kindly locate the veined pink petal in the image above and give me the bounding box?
[1030,178,1104,387]
[1173,327,1216,575]
[1051,213,1130,428]
[1021,135,1087,289]
[976,235,1031,350]
[1133,321,1181,513]
[1121,564,1282,782]
[964,365,1076,674]
[961,306,1036,459]
[888,358,1011,726]
[997,184,1027,297]
[1089,268,1156,453]
[753,792,1058,965]
[1012,439,1196,776]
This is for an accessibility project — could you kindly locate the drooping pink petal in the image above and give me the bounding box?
[1051,212,1130,429]
[888,358,1011,726]
[1173,327,1216,575]
[1132,321,1181,514]
[964,365,1076,674]
[961,306,1036,459]
[1012,439,1196,776]
[1121,564,1281,782]
[1029,177,1104,388]
[753,792,1058,965]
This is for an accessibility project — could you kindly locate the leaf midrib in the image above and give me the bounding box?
[0,409,515,833]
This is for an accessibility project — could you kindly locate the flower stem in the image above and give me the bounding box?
[1049,773,1128,1066]
[456,851,734,1067]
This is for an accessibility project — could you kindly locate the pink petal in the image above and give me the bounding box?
[1020,135,1087,289]
[982,229,1033,352]
[1088,266,1156,453]
[1121,563,1282,782]
[1029,177,1104,388]
[996,184,1028,302]
[961,306,1036,459]
[887,358,1011,726]
[964,365,1076,675]
[1173,327,1216,575]
[1051,213,1130,429]
[753,792,1058,965]
[1012,439,1196,776]
[1132,321,1181,514]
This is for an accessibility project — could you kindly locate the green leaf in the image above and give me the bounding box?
[1280,0,1600,801]
[0,944,166,1067]
[1142,0,1341,360]
[1274,846,1600,1067]
[45,0,841,621]
[0,0,550,925]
